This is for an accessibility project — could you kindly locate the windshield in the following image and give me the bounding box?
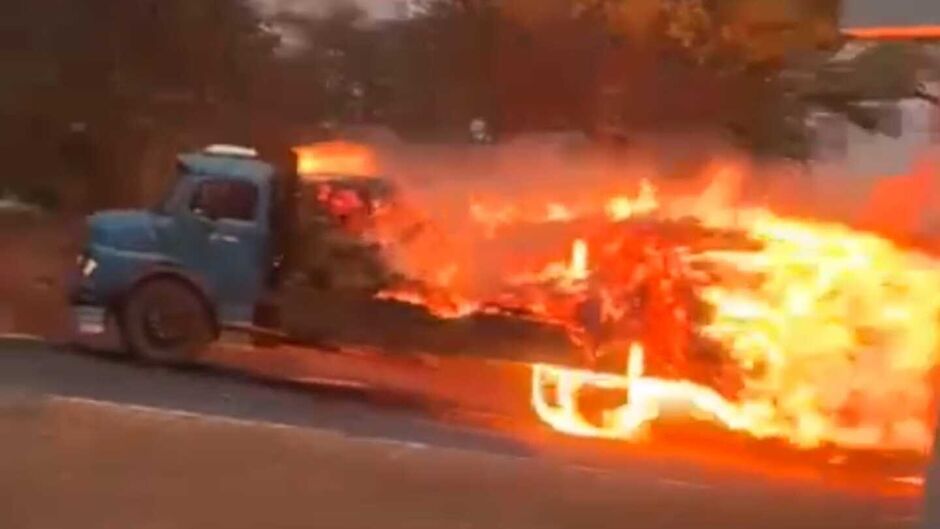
[151,168,192,215]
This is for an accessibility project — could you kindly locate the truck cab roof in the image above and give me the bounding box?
[177,149,276,183]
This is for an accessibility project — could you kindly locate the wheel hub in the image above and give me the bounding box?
[144,306,190,345]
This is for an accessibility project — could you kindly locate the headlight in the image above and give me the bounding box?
[82,257,98,277]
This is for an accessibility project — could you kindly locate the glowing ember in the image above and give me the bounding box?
[547,203,576,222]
[605,180,659,221]
[532,343,758,441]
[568,239,590,282]
[376,288,480,320]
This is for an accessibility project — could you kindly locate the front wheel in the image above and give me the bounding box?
[120,279,214,364]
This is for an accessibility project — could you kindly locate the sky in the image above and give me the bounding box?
[253,0,940,27]
[842,0,940,28]
[252,0,408,20]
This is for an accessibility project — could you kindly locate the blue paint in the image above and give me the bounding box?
[71,149,276,328]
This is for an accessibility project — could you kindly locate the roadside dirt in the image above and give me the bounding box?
[0,214,80,340]
[0,395,915,529]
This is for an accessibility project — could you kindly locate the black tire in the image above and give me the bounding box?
[121,278,214,364]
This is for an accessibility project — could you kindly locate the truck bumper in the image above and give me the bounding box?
[69,270,111,338]
[73,305,107,336]
[70,303,124,352]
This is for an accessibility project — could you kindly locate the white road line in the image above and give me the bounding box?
[42,396,718,489]
[0,333,45,342]
[891,475,925,486]
[879,514,920,527]
[658,477,713,490]
[399,441,430,450]
[50,395,311,434]
[294,376,372,390]
[45,396,502,460]
[570,464,616,477]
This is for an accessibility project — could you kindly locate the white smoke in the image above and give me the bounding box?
[251,0,405,20]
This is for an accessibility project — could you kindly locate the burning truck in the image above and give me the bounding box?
[69,142,940,455]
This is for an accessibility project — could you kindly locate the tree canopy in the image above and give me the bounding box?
[573,0,841,66]
[1,0,936,209]
[0,0,282,207]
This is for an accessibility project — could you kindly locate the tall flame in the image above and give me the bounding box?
[527,203,940,452]
[374,166,940,453]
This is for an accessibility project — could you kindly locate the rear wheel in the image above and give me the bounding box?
[121,278,214,364]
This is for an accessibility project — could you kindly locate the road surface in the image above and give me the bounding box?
[0,339,924,529]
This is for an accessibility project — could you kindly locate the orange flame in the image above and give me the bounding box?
[533,343,758,440]
[693,211,940,450]
[373,162,940,453]
[528,203,940,452]
[568,239,589,282]
[844,26,940,41]
[605,180,658,221]
[295,141,378,178]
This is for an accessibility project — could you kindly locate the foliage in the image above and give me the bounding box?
[1,0,935,207]
[0,0,282,208]
[574,0,841,66]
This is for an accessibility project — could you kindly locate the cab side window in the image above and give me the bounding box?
[191,180,258,221]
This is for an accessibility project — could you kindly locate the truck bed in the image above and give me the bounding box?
[279,288,581,367]
[277,216,759,371]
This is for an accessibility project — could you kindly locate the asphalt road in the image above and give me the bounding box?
[0,339,925,529]
[0,339,530,456]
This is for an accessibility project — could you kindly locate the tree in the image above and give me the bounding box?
[371,0,503,138]
[574,0,840,67]
[379,0,605,137]
[0,0,283,208]
[564,0,848,159]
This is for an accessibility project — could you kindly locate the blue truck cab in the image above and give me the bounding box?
[70,145,284,361]
[69,143,578,368]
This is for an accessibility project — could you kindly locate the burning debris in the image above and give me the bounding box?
[370,165,940,454]
[287,141,940,453]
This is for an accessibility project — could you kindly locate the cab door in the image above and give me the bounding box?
[184,178,268,323]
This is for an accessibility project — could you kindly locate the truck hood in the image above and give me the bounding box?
[88,210,160,252]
